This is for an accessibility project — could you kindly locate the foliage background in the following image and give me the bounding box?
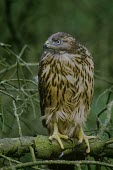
[0,0,113,168]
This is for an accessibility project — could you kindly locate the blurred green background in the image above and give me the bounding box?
[0,0,113,139]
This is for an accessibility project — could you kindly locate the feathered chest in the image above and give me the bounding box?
[39,52,94,108]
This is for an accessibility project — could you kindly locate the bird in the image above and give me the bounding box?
[38,32,95,153]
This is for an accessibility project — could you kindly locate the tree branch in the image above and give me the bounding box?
[1,160,113,170]
[0,135,113,160]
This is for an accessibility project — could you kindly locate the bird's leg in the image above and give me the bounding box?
[49,122,68,149]
[77,125,96,153]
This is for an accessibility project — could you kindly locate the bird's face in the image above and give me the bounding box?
[44,32,78,53]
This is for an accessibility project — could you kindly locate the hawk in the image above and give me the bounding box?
[38,32,95,153]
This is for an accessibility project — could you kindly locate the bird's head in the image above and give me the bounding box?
[43,32,80,54]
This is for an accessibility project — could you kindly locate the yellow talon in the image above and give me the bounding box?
[49,123,68,149]
[78,126,96,153]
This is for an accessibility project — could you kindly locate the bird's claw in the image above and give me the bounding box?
[78,126,96,153]
[49,133,68,149]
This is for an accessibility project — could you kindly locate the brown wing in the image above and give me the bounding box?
[38,53,47,126]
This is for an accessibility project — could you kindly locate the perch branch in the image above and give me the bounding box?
[0,135,113,159]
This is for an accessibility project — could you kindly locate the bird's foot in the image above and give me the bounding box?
[49,123,68,149]
[49,132,68,149]
[78,127,96,153]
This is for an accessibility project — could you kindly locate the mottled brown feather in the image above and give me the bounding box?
[38,32,94,137]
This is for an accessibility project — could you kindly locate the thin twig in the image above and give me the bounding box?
[12,100,22,137]
[1,160,113,170]
[0,62,39,75]
[0,90,16,101]
[0,42,11,48]
[95,74,113,85]
[29,146,40,169]
[0,88,38,92]
[97,101,113,137]
[0,154,21,164]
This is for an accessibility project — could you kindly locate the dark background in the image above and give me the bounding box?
[0,0,113,141]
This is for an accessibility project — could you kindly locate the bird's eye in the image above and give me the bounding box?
[56,40,61,45]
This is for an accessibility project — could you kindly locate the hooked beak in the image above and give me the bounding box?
[43,40,50,49]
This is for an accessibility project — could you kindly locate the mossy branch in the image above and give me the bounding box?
[0,135,113,159]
